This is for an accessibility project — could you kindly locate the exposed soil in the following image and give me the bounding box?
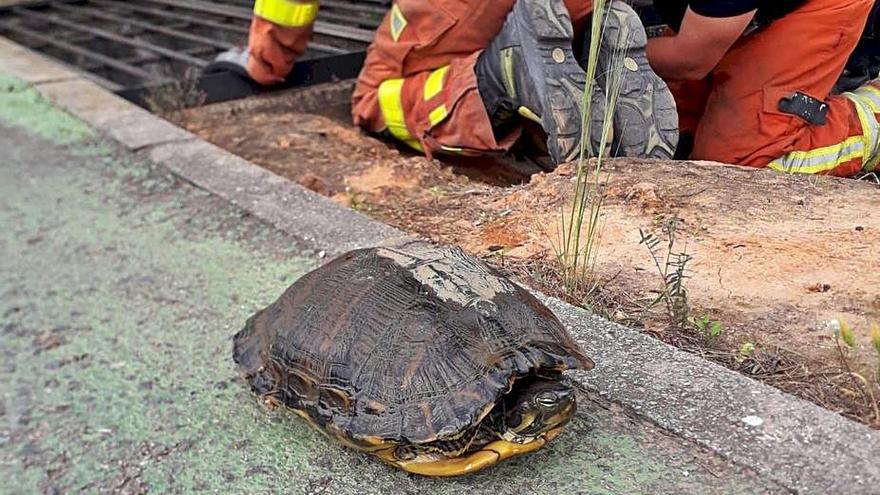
[170,82,880,428]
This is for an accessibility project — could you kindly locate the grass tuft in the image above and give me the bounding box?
[839,317,857,348]
[554,0,621,298]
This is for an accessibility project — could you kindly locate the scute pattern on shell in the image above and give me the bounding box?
[233,240,592,446]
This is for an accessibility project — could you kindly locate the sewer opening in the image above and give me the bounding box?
[0,0,381,106]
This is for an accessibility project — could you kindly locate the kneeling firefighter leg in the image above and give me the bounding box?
[767,82,880,176]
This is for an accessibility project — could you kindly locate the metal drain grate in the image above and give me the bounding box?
[0,0,386,107]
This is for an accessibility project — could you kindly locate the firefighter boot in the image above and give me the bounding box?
[475,0,603,165]
[597,1,678,158]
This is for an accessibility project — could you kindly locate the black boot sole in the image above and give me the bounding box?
[599,1,678,159]
[510,0,591,164]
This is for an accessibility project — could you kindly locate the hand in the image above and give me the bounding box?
[247,16,313,85]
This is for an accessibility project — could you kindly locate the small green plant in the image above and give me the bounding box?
[871,322,880,381]
[487,245,508,267]
[840,319,857,347]
[345,188,370,212]
[737,342,756,363]
[638,216,692,326]
[831,317,880,423]
[690,315,723,341]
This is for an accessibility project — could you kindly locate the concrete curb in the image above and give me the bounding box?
[149,139,402,256]
[2,36,877,494]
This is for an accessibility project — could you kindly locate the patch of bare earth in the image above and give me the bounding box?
[170,83,880,428]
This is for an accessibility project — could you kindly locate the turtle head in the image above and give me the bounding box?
[498,376,576,443]
[380,376,577,476]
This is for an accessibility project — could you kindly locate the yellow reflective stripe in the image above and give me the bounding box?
[389,3,407,42]
[848,84,880,113]
[423,65,449,101]
[501,47,516,98]
[768,136,865,174]
[517,105,541,124]
[767,137,863,173]
[378,77,423,151]
[440,145,464,153]
[846,89,880,171]
[428,104,449,127]
[853,96,880,171]
[254,0,319,27]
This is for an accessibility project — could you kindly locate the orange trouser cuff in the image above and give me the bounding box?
[247,15,313,85]
[369,53,515,158]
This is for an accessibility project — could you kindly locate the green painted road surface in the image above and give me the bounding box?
[0,77,788,494]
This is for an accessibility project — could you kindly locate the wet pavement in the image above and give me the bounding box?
[0,76,791,494]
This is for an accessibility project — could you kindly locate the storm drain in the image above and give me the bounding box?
[0,0,386,107]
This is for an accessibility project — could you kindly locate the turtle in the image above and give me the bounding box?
[232,239,594,476]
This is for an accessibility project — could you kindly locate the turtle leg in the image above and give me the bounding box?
[261,391,281,410]
[376,427,563,477]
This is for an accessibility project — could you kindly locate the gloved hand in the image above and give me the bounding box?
[247,6,316,85]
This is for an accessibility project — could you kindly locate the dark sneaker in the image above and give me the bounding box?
[476,0,601,164]
[597,1,678,159]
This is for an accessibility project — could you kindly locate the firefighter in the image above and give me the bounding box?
[649,0,879,176]
[245,0,679,166]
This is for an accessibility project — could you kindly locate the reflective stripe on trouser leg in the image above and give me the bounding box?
[377,66,457,153]
[424,65,450,101]
[767,89,880,174]
[378,77,423,151]
[846,84,880,172]
[423,66,457,152]
[253,0,319,27]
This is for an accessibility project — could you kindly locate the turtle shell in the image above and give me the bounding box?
[233,239,593,447]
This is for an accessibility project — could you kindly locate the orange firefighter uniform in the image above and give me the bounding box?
[662,0,878,176]
[246,0,592,158]
[247,0,879,176]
